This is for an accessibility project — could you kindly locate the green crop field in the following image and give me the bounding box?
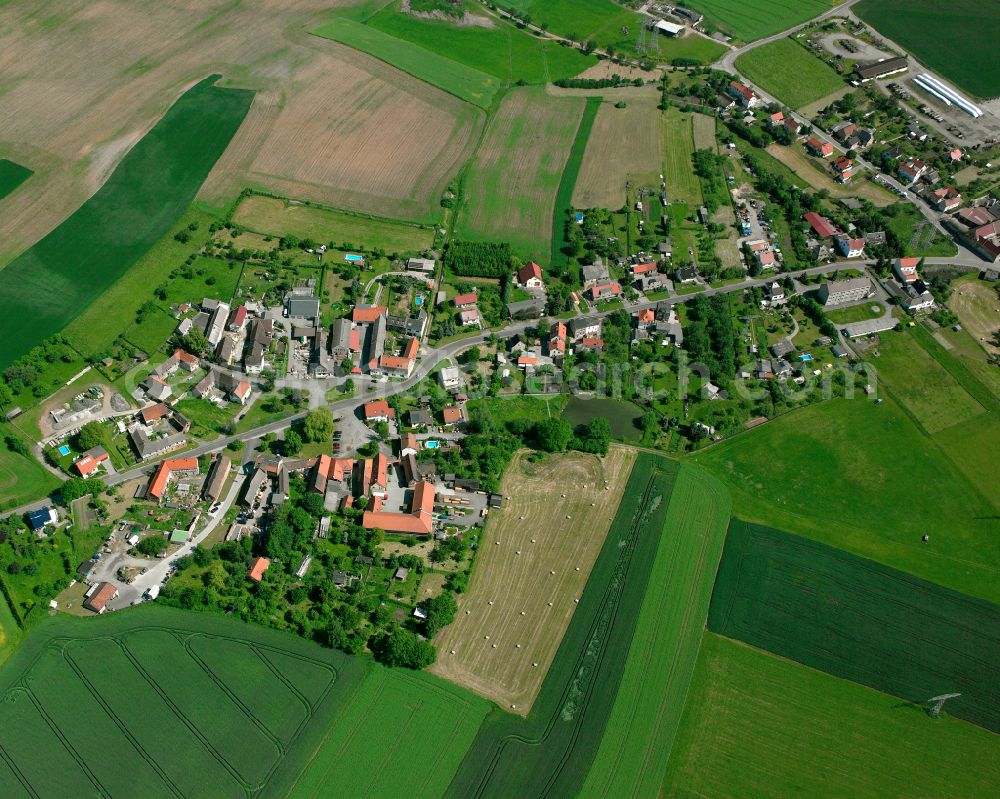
[0,77,252,371]
[61,206,222,358]
[368,4,596,85]
[665,633,1000,797]
[233,195,434,254]
[0,593,21,667]
[709,521,1000,732]
[870,328,986,434]
[551,97,599,265]
[0,606,373,797]
[455,87,585,262]
[493,0,638,46]
[735,37,845,109]
[0,606,488,798]
[311,19,500,109]
[286,665,489,797]
[855,0,1000,99]
[663,109,703,206]
[0,159,32,200]
[0,430,61,511]
[579,465,730,798]
[693,396,1000,602]
[686,0,834,41]
[446,454,680,797]
[562,396,643,442]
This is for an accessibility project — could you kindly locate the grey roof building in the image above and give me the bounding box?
[330,318,352,361]
[203,455,231,501]
[507,298,546,319]
[286,295,320,318]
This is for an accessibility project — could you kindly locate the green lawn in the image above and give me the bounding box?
[562,396,642,442]
[855,0,1000,98]
[0,433,61,511]
[825,300,885,325]
[693,395,999,602]
[0,77,252,370]
[233,195,434,254]
[664,633,1000,797]
[286,665,489,797]
[883,203,959,257]
[580,465,730,798]
[735,37,845,109]
[174,397,238,437]
[0,159,32,200]
[368,3,596,85]
[686,0,835,41]
[710,521,1000,733]
[663,109,703,206]
[311,18,501,108]
[870,328,985,435]
[455,87,585,262]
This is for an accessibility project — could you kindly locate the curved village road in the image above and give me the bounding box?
[4,253,984,522]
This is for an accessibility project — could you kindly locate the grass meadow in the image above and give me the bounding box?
[285,665,489,798]
[734,37,845,109]
[693,395,1000,602]
[0,431,60,511]
[445,454,681,797]
[233,195,434,253]
[493,0,639,47]
[367,4,596,85]
[855,0,1000,98]
[686,0,835,41]
[663,109,703,206]
[665,633,1000,797]
[61,206,221,357]
[709,521,1000,733]
[579,465,730,798]
[870,328,985,434]
[311,19,500,108]
[573,98,665,210]
[0,159,32,200]
[0,593,21,667]
[0,77,252,370]
[884,203,958,257]
[455,87,585,262]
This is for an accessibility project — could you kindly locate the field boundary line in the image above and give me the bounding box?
[23,687,109,797]
[116,635,253,791]
[61,644,186,798]
[0,741,39,799]
[181,635,287,756]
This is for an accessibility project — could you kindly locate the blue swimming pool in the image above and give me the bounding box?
[415,296,423,306]
[344,253,364,263]
[424,440,440,449]
[58,444,71,456]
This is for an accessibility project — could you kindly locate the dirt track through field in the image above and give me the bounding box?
[0,0,481,265]
[431,447,636,714]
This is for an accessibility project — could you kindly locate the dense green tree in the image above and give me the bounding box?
[302,407,334,442]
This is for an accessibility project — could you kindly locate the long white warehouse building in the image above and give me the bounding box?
[917,73,982,118]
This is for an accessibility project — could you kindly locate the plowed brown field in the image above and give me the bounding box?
[0,0,481,266]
